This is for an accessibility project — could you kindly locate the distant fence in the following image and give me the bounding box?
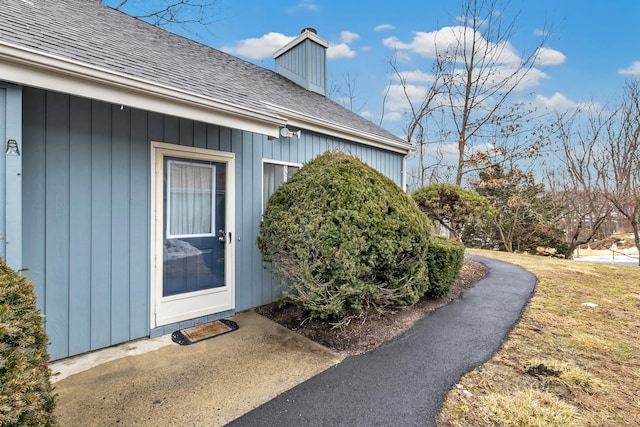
[609,248,640,263]
[573,247,639,265]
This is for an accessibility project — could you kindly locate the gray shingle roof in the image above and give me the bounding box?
[0,0,407,146]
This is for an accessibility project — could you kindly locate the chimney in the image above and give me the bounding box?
[274,28,329,96]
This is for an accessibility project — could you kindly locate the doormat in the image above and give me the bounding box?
[171,319,239,345]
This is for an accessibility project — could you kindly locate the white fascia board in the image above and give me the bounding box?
[0,42,285,138]
[263,102,412,155]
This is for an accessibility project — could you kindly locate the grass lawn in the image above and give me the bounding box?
[438,249,640,427]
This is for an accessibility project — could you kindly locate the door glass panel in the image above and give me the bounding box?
[163,158,226,297]
[167,160,214,237]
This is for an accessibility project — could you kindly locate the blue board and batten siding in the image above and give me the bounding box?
[21,88,150,359]
[17,87,404,360]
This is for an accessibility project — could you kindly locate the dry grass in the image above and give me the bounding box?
[438,249,640,427]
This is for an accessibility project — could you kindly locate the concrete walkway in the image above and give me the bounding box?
[52,255,535,426]
[52,311,343,426]
[228,255,536,426]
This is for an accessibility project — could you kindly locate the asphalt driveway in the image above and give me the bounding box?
[229,255,536,427]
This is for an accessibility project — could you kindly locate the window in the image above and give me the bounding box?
[262,160,301,213]
[166,159,216,237]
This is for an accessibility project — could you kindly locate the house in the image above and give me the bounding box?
[0,0,412,360]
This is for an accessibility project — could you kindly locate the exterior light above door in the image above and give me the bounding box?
[5,139,20,156]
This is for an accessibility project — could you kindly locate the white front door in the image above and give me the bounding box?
[151,142,235,328]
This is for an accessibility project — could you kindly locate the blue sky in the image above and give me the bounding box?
[114,0,640,137]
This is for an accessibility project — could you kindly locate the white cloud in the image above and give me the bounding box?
[383,36,406,50]
[382,111,403,122]
[534,93,600,112]
[385,26,555,95]
[340,31,360,44]
[221,32,294,60]
[397,65,548,94]
[454,15,490,28]
[534,47,566,66]
[374,24,395,32]
[288,0,319,13]
[470,142,498,154]
[533,28,550,37]
[397,70,436,84]
[384,26,521,64]
[484,66,551,92]
[619,61,640,76]
[327,43,356,59]
[382,67,551,128]
[384,83,433,111]
[535,93,576,111]
[393,51,413,63]
[223,30,358,61]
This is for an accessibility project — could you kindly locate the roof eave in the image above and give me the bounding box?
[0,42,411,153]
[0,42,286,138]
[262,102,412,154]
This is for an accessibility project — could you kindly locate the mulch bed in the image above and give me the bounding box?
[255,259,489,356]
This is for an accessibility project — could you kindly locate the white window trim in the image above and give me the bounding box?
[261,158,302,215]
[165,159,217,239]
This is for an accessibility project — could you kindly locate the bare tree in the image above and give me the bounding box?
[396,0,551,185]
[104,0,220,29]
[596,80,640,264]
[550,110,613,259]
[328,73,367,114]
[388,56,446,188]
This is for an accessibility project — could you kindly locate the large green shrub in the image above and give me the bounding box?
[0,258,56,426]
[258,152,432,320]
[426,236,465,297]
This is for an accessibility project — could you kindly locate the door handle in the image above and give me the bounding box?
[218,230,232,244]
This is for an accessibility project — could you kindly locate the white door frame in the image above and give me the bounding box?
[150,141,235,329]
